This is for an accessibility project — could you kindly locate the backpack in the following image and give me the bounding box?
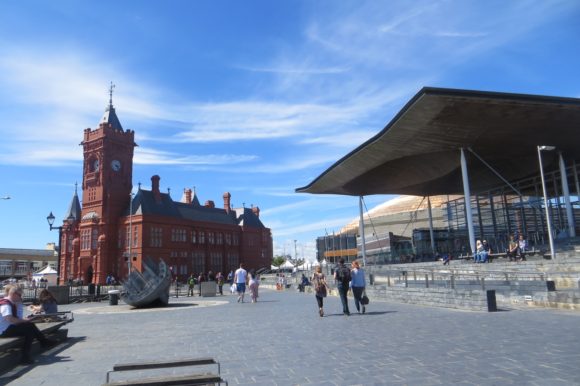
[337,265,351,285]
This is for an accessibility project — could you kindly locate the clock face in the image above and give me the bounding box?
[111,159,121,171]
[93,159,100,172]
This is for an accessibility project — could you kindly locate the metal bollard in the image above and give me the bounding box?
[546,280,556,291]
[425,274,429,288]
[486,290,497,312]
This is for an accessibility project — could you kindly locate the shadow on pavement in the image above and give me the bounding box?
[0,336,86,382]
[324,311,398,317]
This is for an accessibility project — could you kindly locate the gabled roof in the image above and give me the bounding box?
[234,207,265,228]
[296,87,580,196]
[126,189,265,228]
[129,190,181,217]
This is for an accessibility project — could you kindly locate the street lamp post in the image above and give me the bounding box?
[128,193,134,276]
[46,212,75,285]
[537,145,556,260]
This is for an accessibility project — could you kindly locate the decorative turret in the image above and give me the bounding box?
[64,183,82,223]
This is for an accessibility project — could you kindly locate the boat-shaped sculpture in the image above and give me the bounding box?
[122,257,171,308]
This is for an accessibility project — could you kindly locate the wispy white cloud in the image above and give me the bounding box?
[135,147,258,165]
[236,65,349,75]
[272,215,355,238]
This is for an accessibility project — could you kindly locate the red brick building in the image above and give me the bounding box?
[58,95,272,285]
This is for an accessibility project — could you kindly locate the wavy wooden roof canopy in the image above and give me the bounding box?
[296,87,580,197]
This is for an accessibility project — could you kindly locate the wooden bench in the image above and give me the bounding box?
[104,357,227,386]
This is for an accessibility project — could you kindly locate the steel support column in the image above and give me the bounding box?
[460,148,476,254]
[359,196,367,267]
[559,152,576,237]
[427,196,436,255]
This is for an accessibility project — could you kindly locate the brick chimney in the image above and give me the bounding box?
[252,206,260,218]
[205,200,215,208]
[151,175,161,203]
[223,192,231,213]
[184,188,192,204]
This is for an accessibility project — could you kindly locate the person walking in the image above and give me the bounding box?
[248,269,260,303]
[233,263,248,303]
[187,274,196,297]
[216,272,224,295]
[334,258,351,316]
[311,266,329,317]
[350,261,366,314]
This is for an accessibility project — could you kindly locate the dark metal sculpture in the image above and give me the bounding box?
[122,257,171,308]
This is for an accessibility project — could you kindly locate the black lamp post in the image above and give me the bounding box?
[47,212,75,285]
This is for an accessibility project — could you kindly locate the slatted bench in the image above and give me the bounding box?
[104,357,227,386]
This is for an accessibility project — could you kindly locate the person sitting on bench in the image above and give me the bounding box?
[0,285,57,364]
[442,254,451,265]
[517,234,527,261]
[507,235,518,261]
[29,289,58,315]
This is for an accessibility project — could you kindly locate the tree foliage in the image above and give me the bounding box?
[272,256,286,267]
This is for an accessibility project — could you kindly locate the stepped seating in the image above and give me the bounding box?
[364,248,580,311]
[0,319,71,373]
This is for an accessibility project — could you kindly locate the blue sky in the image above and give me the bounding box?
[0,1,579,261]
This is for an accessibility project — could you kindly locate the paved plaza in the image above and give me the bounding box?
[2,288,580,385]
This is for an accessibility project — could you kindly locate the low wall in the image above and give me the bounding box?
[365,285,491,311]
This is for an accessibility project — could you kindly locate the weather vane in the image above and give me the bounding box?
[108,81,116,107]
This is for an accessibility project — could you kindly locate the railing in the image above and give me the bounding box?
[21,284,123,303]
[366,266,558,292]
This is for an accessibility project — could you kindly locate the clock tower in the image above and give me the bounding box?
[78,84,136,284]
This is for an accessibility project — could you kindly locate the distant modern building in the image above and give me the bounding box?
[315,233,357,263]
[56,90,272,285]
[0,245,57,280]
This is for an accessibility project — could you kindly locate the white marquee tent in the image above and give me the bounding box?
[32,265,57,285]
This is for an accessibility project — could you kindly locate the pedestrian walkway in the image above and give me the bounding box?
[2,288,579,385]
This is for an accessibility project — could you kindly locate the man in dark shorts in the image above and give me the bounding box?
[234,263,248,303]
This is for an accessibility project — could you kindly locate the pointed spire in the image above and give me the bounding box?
[64,183,82,222]
[191,186,201,206]
[99,82,123,130]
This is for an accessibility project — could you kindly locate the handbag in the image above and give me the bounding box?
[361,292,369,305]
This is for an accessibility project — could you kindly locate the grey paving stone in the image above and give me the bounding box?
[0,289,579,385]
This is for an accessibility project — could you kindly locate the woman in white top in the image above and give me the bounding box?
[248,270,260,303]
